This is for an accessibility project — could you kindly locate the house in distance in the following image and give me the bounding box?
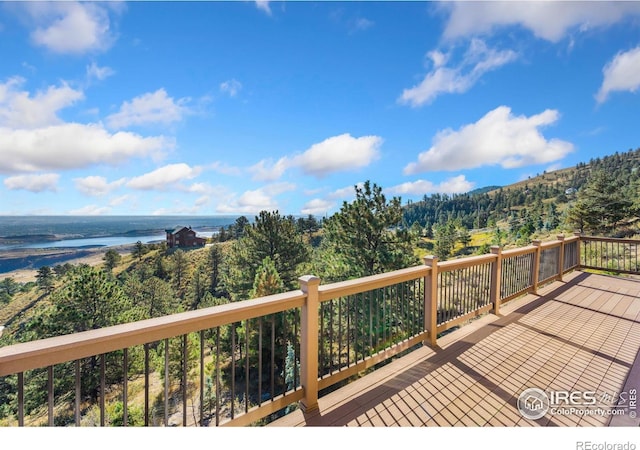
[165,226,207,248]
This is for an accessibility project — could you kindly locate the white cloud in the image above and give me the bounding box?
[126,163,202,191]
[299,182,364,216]
[108,194,132,207]
[301,198,334,216]
[249,157,290,182]
[74,175,126,196]
[328,182,364,200]
[187,182,214,195]
[0,123,171,174]
[4,173,59,192]
[0,77,84,129]
[220,79,242,97]
[262,182,296,196]
[352,17,374,32]
[27,2,116,54]
[249,134,381,181]
[106,89,190,129]
[69,204,111,215]
[387,175,475,196]
[292,133,382,178]
[399,39,518,107]
[216,183,295,214]
[596,46,640,104]
[441,2,640,42]
[86,62,114,81]
[404,106,574,174]
[209,161,243,176]
[255,1,272,16]
[217,189,278,214]
[194,195,209,207]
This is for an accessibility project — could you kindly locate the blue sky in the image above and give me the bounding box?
[1,1,639,217]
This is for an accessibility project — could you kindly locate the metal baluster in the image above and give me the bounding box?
[338,297,343,368]
[75,360,81,426]
[245,320,249,413]
[144,343,149,426]
[182,335,187,427]
[231,324,235,419]
[200,330,204,427]
[18,372,24,426]
[216,327,220,426]
[48,366,54,426]
[270,315,275,400]
[123,349,128,427]
[164,339,169,427]
[100,355,105,427]
[258,318,263,404]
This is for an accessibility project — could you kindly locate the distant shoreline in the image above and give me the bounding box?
[0,244,136,283]
[0,215,235,281]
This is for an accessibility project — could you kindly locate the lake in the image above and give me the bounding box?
[0,216,237,273]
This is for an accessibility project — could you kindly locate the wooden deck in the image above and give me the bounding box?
[270,271,640,427]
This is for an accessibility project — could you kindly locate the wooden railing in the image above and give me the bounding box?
[0,234,636,426]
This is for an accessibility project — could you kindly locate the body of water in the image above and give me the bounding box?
[0,216,237,274]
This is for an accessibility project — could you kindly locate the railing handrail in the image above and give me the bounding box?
[438,253,497,272]
[318,265,430,302]
[579,236,639,244]
[0,289,306,376]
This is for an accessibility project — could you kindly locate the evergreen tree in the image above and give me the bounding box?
[132,241,146,261]
[320,181,418,279]
[0,277,19,297]
[207,244,226,297]
[249,256,284,298]
[49,266,134,334]
[123,274,178,319]
[233,216,250,239]
[226,211,310,300]
[170,249,189,296]
[567,170,632,234]
[433,222,458,260]
[36,266,55,293]
[103,249,121,272]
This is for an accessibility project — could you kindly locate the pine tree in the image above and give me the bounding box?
[226,211,310,300]
[249,256,284,298]
[36,266,55,293]
[320,181,418,279]
[103,249,121,272]
[567,170,632,234]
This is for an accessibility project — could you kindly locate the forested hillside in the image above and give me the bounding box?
[402,148,640,234]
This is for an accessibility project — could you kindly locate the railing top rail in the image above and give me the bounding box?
[563,235,580,244]
[318,265,430,302]
[501,245,537,258]
[579,236,640,244]
[0,290,306,376]
[539,240,562,250]
[437,253,497,272]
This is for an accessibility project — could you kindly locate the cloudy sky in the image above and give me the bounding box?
[1,1,639,216]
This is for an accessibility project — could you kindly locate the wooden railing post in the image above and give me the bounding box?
[557,234,565,281]
[490,246,502,316]
[423,256,438,348]
[575,232,583,269]
[298,275,320,414]
[532,240,541,294]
